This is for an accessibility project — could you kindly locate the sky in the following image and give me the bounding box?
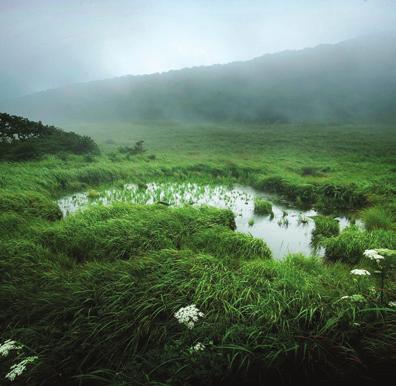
[0,0,395,100]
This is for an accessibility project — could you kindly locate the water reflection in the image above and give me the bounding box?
[57,182,360,259]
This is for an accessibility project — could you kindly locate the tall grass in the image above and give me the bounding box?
[253,197,273,215]
[186,225,271,260]
[311,215,340,246]
[39,204,237,262]
[324,226,396,263]
[362,206,394,231]
[0,190,62,221]
[0,123,395,385]
[0,249,394,385]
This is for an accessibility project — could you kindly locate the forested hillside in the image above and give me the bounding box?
[2,33,395,125]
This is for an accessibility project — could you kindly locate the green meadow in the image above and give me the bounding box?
[1,121,395,385]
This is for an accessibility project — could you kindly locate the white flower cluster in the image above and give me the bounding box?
[5,356,38,381]
[363,249,384,263]
[0,340,22,358]
[340,294,365,302]
[389,301,396,307]
[350,269,371,276]
[189,342,205,353]
[174,304,204,329]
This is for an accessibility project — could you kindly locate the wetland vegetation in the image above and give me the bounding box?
[0,120,395,385]
[0,4,395,383]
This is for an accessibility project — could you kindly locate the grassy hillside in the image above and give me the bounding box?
[2,33,396,125]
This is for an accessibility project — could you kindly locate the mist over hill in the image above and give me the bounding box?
[1,33,396,125]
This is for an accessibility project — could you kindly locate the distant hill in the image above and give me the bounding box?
[1,33,396,125]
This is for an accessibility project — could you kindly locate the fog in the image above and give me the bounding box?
[1,0,395,101]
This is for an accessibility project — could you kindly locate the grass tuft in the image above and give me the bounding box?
[253,198,273,215]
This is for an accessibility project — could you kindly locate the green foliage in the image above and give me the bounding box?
[324,226,396,263]
[76,166,124,186]
[316,183,368,212]
[187,225,272,260]
[0,112,99,160]
[0,250,394,385]
[118,140,145,157]
[40,204,236,262]
[300,166,330,177]
[87,189,100,199]
[252,176,368,212]
[312,215,340,244]
[0,122,395,385]
[0,189,62,221]
[362,206,394,231]
[253,197,273,215]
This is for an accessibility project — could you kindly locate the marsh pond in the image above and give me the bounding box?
[58,182,360,259]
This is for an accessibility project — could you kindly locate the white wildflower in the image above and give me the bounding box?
[340,294,365,302]
[350,269,371,276]
[189,342,205,353]
[363,249,384,263]
[364,249,378,259]
[5,356,38,381]
[174,304,204,329]
[0,340,22,358]
[388,301,396,307]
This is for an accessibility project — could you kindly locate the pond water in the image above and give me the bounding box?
[58,182,359,259]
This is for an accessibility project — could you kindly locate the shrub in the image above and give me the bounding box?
[118,140,146,157]
[8,141,40,160]
[0,112,99,160]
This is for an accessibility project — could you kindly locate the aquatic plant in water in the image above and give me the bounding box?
[57,182,360,259]
[254,197,273,215]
